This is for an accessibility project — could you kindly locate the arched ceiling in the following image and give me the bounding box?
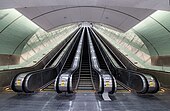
[1,0,170,67]
[17,6,154,32]
[0,0,170,11]
[1,0,162,32]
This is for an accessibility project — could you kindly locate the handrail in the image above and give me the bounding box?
[92,28,126,69]
[2,28,79,73]
[74,35,84,90]
[91,28,160,94]
[89,28,117,93]
[2,28,78,91]
[43,28,80,69]
[54,28,85,93]
[24,28,83,93]
[91,28,148,93]
[11,28,83,93]
[87,28,116,94]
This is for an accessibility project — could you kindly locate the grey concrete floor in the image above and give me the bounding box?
[0,91,170,111]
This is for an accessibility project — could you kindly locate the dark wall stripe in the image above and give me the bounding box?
[0,15,23,33]
[150,16,170,33]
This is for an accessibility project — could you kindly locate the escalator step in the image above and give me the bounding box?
[80,76,91,78]
[78,87,94,90]
[79,81,92,85]
[80,74,91,76]
[78,84,93,87]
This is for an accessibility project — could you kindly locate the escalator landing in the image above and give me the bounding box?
[0,90,170,111]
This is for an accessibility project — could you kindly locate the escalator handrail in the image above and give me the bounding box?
[91,28,148,93]
[20,28,83,92]
[92,28,127,69]
[2,28,79,73]
[67,28,85,92]
[92,28,160,93]
[10,28,81,92]
[74,34,84,90]
[54,28,83,93]
[18,28,82,78]
[87,28,114,93]
[43,28,79,69]
[43,28,81,69]
[55,28,85,93]
[89,28,117,93]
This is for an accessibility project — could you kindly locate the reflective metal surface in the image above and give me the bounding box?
[92,28,160,94]
[143,74,160,93]
[55,28,85,93]
[11,73,28,92]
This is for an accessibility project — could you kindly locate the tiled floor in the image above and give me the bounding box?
[0,91,170,111]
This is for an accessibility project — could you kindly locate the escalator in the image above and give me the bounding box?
[55,28,116,95]
[91,28,160,94]
[11,28,83,93]
[41,29,83,92]
[10,26,159,94]
[77,30,93,91]
[90,30,130,93]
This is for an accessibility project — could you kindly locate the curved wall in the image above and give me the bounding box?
[0,9,39,65]
[133,10,170,66]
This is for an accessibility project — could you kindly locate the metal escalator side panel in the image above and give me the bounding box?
[117,69,148,94]
[11,73,28,92]
[135,74,148,94]
[68,28,85,92]
[142,74,160,93]
[54,73,61,93]
[89,28,118,94]
[69,74,73,92]
[87,28,115,94]
[22,28,82,93]
[90,28,156,94]
[71,28,85,70]
[87,28,102,92]
[103,75,113,92]
[11,29,81,93]
[110,74,117,94]
[23,68,56,93]
[58,73,69,92]
[54,31,82,93]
